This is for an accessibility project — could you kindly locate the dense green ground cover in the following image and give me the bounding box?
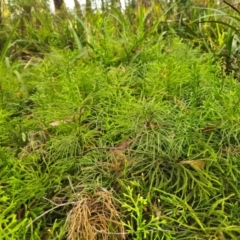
[1,36,240,239]
[1,1,240,239]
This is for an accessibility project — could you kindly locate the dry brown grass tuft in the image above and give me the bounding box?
[67,189,126,240]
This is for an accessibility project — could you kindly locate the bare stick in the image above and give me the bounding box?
[26,201,75,228]
[42,197,58,206]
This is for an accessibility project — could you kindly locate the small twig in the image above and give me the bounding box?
[26,201,75,228]
[93,226,130,235]
[42,197,58,206]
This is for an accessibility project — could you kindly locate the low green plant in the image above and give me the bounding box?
[121,182,169,240]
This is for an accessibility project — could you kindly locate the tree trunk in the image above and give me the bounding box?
[86,0,92,11]
[73,0,81,15]
[0,0,3,25]
[53,0,64,11]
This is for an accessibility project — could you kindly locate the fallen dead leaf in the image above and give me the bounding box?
[114,139,132,149]
[50,117,74,127]
[199,125,217,133]
[179,159,205,170]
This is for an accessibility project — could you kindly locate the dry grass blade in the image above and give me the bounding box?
[67,190,125,240]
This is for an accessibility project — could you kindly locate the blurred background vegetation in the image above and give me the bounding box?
[1,0,240,77]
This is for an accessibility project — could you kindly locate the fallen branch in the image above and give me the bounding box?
[26,200,75,228]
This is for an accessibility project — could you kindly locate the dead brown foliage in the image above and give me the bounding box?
[67,189,126,240]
